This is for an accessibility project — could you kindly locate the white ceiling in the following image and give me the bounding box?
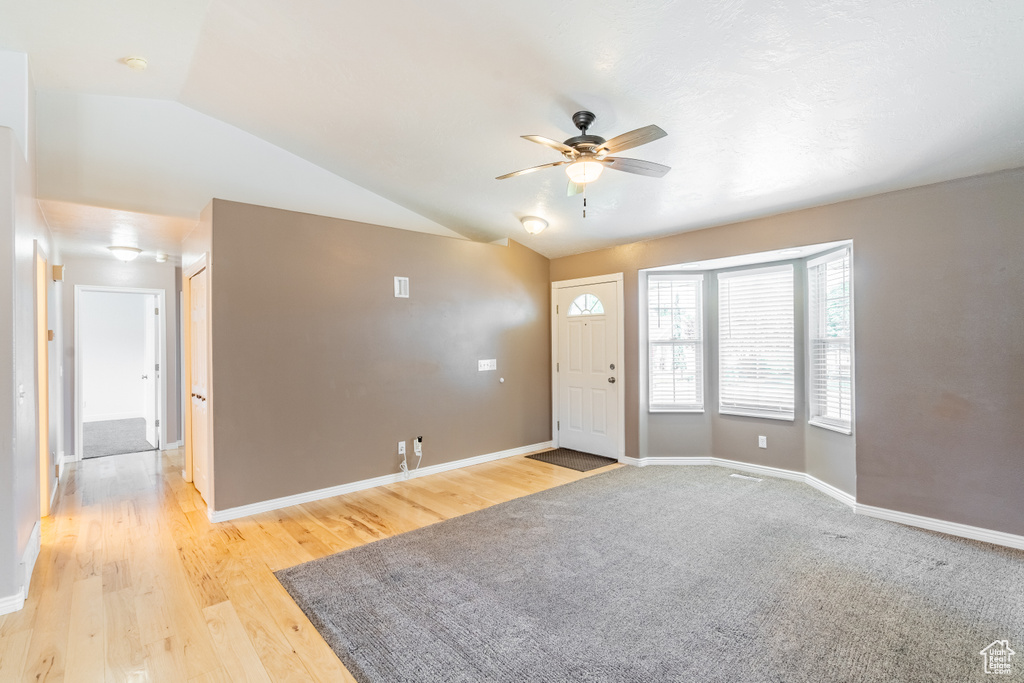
[4,0,1024,259]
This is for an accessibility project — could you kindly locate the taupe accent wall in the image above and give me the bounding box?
[551,167,1024,536]
[205,200,551,511]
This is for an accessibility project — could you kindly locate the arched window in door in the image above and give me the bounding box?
[568,293,604,316]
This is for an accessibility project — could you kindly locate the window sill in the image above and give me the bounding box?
[809,419,852,435]
[649,408,705,414]
[719,408,795,422]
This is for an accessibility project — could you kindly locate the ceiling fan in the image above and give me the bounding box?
[496,110,670,196]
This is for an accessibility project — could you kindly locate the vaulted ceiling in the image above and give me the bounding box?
[3,0,1024,258]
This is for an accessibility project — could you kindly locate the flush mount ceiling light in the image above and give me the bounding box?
[155,253,168,263]
[108,246,142,262]
[123,56,148,71]
[520,216,548,235]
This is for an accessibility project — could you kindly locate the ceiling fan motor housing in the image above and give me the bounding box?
[565,111,606,155]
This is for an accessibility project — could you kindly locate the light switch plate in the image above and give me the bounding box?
[478,359,497,371]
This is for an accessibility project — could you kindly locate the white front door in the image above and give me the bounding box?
[190,267,210,501]
[556,281,619,457]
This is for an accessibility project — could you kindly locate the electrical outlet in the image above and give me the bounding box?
[758,436,767,449]
[478,359,497,371]
[398,440,406,456]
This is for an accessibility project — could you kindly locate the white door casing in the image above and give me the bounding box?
[142,294,160,447]
[73,285,166,462]
[189,267,210,501]
[552,275,624,459]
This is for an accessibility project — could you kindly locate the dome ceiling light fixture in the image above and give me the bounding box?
[520,216,548,235]
[497,110,670,198]
[123,56,148,71]
[108,246,142,262]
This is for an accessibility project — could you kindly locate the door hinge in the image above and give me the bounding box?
[556,362,559,372]
[155,363,160,371]
[155,307,159,315]
[557,420,560,430]
[155,419,160,427]
[556,304,559,314]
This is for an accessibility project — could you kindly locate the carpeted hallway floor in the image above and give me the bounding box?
[83,417,157,458]
[277,465,1024,683]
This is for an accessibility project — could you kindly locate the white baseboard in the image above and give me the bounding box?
[163,440,183,449]
[209,441,555,523]
[619,456,1024,549]
[0,589,25,616]
[57,451,66,479]
[3,521,45,615]
[855,503,1024,551]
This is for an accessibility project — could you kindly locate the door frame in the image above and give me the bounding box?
[182,254,213,512]
[34,242,52,515]
[74,285,167,462]
[551,273,626,460]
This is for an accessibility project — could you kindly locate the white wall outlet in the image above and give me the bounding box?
[758,435,767,449]
[398,440,406,456]
[478,359,497,371]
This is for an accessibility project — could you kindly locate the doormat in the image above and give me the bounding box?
[526,447,618,472]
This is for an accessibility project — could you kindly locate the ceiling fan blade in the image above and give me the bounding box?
[522,135,576,155]
[598,125,667,155]
[495,160,568,180]
[602,157,671,178]
[567,180,584,197]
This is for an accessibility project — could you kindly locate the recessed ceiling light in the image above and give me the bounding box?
[680,263,702,269]
[520,216,548,235]
[108,246,142,262]
[123,56,148,71]
[778,248,803,256]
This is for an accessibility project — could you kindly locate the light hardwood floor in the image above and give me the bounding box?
[0,448,618,682]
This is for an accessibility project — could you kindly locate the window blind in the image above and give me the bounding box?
[718,265,794,420]
[808,248,852,433]
[648,274,703,411]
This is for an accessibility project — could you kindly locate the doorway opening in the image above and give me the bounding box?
[74,286,166,460]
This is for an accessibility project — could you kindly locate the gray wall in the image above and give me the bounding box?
[0,120,57,601]
[551,167,1024,536]
[61,256,182,455]
[204,200,552,511]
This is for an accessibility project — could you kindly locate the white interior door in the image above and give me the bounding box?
[142,294,159,447]
[557,281,619,457]
[190,268,210,500]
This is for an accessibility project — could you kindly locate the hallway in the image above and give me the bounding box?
[0,448,605,681]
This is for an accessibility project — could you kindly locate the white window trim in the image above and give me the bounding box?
[647,273,704,413]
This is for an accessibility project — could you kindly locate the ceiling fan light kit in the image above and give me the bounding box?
[565,159,603,184]
[497,110,670,197]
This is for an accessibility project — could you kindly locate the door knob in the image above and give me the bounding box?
[608,377,616,384]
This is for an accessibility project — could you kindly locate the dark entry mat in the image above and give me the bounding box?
[525,447,618,472]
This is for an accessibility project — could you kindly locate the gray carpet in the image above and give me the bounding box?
[275,465,1024,683]
[526,447,618,472]
[83,417,157,458]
